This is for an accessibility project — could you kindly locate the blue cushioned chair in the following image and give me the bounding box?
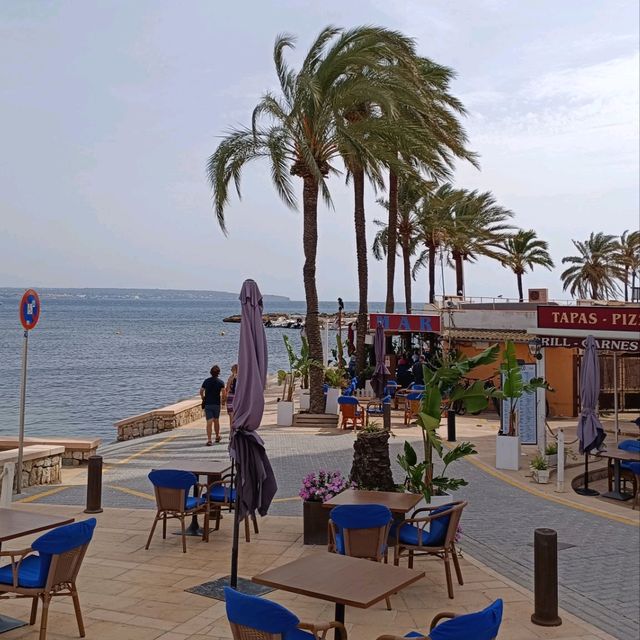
[207,473,259,542]
[375,599,503,640]
[338,396,364,430]
[328,504,393,609]
[224,586,346,640]
[366,395,392,421]
[627,461,640,510]
[393,501,467,599]
[0,518,96,640]
[146,469,210,553]
[607,439,640,495]
[404,392,423,425]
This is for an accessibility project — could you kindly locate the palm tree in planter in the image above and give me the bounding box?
[208,26,417,413]
[397,345,500,504]
[497,229,554,302]
[494,342,551,471]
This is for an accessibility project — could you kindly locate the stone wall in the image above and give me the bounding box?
[16,454,62,490]
[116,398,204,441]
[63,446,99,466]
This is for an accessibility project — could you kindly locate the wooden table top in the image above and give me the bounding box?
[252,552,424,608]
[322,489,423,514]
[0,509,75,544]
[154,459,232,477]
[596,449,640,462]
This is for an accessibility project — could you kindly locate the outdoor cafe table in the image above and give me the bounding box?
[322,489,423,516]
[0,508,75,633]
[596,449,640,501]
[252,552,425,639]
[154,459,232,536]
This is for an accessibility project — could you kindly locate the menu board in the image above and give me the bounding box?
[500,364,538,445]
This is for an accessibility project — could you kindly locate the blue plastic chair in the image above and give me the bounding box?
[376,599,503,639]
[146,469,210,552]
[393,501,467,599]
[329,504,393,609]
[0,518,97,640]
[338,395,364,429]
[224,586,346,640]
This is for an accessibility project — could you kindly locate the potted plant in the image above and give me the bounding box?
[283,335,319,412]
[494,342,550,471]
[530,453,550,483]
[350,421,396,492]
[324,366,345,415]
[545,442,558,467]
[398,345,500,505]
[276,336,298,426]
[299,470,350,545]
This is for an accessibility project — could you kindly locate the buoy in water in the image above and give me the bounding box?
[220,331,225,336]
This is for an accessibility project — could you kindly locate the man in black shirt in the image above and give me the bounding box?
[200,365,225,445]
[412,355,426,386]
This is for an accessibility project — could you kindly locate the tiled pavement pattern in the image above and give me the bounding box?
[19,423,640,640]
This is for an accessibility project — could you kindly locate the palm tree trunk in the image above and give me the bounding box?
[385,170,398,314]
[624,266,629,302]
[453,251,464,297]
[401,235,412,314]
[517,272,524,303]
[353,168,368,378]
[428,241,436,304]
[302,176,325,414]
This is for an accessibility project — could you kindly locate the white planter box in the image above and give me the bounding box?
[364,380,374,397]
[298,389,310,412]
[496,435,521,471]
[532,469,550,484]
[325,387,340,415]
[545,454,557,467]
[277,401,294,426]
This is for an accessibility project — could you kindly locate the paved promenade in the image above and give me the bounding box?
[16,404,640,640]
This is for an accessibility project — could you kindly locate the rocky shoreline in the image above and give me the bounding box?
[223,312,358,326]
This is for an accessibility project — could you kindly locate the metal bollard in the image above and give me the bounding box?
[447,410,456,442]
[383,403,391,431]
[84,455,103,514]
[531,528,562,627]
[555,429,565,493]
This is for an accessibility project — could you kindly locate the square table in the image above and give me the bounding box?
[253,552,424,639]
[322,489,423,515]
[153,459,232,536]
[596,449,640,501]
[0,508,75,634]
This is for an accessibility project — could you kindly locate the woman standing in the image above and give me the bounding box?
[225,364,238,430]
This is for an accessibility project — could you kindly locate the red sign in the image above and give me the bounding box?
[369,313,441,333]
[537,305,639,333]
[19,289,41,331]
[539,335,639,353]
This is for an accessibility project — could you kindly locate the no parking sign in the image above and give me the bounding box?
[19,289,40,330]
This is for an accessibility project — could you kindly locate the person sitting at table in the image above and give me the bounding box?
[412,355,426,385]
[396,353,413,388]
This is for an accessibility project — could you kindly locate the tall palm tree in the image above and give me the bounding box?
[614,230,640,301]
[208,26,407,412]
[497,229,555,302]
[561,232,623,300]
[445,189,514,296]
[383,60,477,313]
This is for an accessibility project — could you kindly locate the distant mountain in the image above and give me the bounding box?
[0,287,290,303]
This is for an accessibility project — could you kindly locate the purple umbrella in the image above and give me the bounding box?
[229,279,277,587]
[370,322,390,398]
[575,335,605,496]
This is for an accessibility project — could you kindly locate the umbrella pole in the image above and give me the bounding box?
[575,453,599,496]
[230,462,240,589]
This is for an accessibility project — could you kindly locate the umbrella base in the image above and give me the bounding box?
[574,487,599,496]
[186,576,274,601]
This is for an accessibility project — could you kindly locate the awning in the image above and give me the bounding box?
[444,328,530,343]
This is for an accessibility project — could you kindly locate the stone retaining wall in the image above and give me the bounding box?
[63,447,99,466]
[18,454,62,489]
[115,398,204,441]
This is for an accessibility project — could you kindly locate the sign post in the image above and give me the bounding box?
[17,289,40,494]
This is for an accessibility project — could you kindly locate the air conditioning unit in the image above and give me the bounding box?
[528,288,548,303]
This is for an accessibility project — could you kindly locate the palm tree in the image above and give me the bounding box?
[497,230,555,302]
[614,230,640,301]
[383,59,477,313]
[561,233,623,300]
[208,27,408,412]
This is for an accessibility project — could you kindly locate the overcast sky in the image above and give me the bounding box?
[1,0,638,302]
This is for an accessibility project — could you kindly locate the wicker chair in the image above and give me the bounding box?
[0,518,97,640]
[393,501,467,599]
[146,469,210,553]
[225,586,347,640]
[207,474,259,542]
[338,396,364,430]
[366,395,391,422]
[403,392,423,425]
[606,440,640,496]
[328,504,393,610]
[374,598,503,639]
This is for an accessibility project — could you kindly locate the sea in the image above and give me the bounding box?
[0,288,380,443]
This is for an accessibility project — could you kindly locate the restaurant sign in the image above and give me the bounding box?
[538,335,639,353]
[537,305,639,332]
[369,312,441,333]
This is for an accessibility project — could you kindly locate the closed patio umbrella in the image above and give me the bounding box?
[370,323,389,398]
[575,335,605,496]
[229,279,277,587]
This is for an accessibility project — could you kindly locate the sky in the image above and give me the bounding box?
[0,0,638,302]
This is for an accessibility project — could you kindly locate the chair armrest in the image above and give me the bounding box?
[0,548,34,588]
[429,612,457,631]
[299,620,347,640]
[410,504,455,519]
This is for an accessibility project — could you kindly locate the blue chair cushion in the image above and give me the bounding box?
[209,485,236,502]
[185,495,208,510]
[149,469,198,510]
[626,461,640,475]
[407,392,423,401]
[404,633,425,638]
[0,554,46,588]
[225,587,299,634]
[619,440,640,452]
[338,396,359,405]
[330,504,392,530]
[397,504,452,547]
[429,599,503,640]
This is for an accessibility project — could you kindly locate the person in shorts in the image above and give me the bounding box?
[200,365,225,445]
[225,363,238,430]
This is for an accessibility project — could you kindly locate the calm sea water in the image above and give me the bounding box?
[0,288,375,442]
